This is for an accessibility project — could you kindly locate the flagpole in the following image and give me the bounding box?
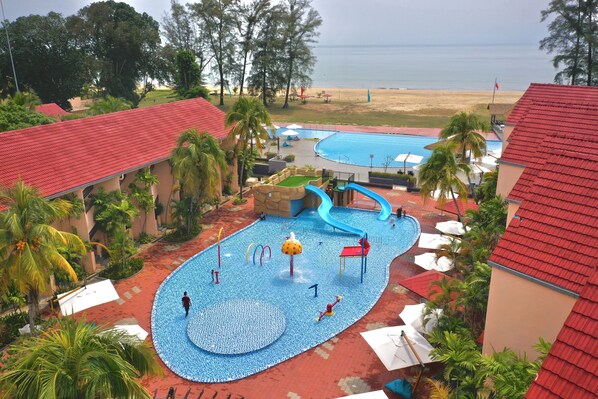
[0,0,19,92]
[491,78,497,104]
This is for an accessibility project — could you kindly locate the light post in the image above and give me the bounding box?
[369,154,374,169]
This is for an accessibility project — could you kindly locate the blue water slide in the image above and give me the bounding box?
[304,185,366,237]
[343,183,392,221]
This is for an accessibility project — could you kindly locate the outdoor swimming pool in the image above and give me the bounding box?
[277,128,502,168]
[151,207,420,382]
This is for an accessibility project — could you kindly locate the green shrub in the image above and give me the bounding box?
[266,152,277,159]
[0,312,28,346]
[233,196,248,205]
[137,232,155,244]
[222,185,233,195]
[162,224,203,243]
[284,154,295,162]
[100,258,144,280]
[370,171,416,183]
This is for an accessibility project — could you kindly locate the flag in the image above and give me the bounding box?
[495,81,499,90]
[367,88,371,103]
[300,87,304,97]
[227,83,232,97]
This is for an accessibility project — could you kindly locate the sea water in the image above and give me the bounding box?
[311,44,556,91]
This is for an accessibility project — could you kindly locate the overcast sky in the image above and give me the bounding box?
[2,0,549,46]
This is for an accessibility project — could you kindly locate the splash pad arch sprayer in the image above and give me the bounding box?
[217,228,224,268]
[245,243,272,266]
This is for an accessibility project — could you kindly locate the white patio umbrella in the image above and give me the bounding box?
[280,129,299,137]
[435,220,468,236]
[58,279,120,316]
[395,153,424,173]
[337,391,389,399]
[285,123,302,129]
[418,233,455,249]
[399,303,443,334]
[431,189,459,200]
[414,252,454,272]
[361,325,434,371]
[112,324,149,341]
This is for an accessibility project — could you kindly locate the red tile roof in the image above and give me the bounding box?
[507,83,598,125]
[509,133,598,202]
[0,98,231,198]
[490,151,598,294]
[400,270,453,300]
[501,103,598,168]
[525,269,598,399]
[35,103,69,117]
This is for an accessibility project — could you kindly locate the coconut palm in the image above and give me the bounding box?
[225,96,272,200]
[171,129,227,235]
[440,112,488,164]
[418,144,470,222]
[0,317,162,399]
[89,96,132,115]
[0,180,86,329]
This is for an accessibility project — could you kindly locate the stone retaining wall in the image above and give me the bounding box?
[253,167,329,217]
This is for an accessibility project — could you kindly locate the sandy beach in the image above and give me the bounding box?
[303,87,523,113]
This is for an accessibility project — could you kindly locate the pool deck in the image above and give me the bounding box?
[77,186,462,399]
[271,123,499,182]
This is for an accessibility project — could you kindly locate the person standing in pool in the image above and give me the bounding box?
[182,291,192,317]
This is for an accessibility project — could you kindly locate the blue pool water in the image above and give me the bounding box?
[152,207,420,382]
[276,128,501,168]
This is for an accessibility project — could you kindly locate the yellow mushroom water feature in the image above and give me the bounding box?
[281,232,303,276]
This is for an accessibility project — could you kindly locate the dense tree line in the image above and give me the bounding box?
[0,0,321,110]
[541,0,598,85]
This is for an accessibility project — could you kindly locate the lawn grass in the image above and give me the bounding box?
[276,175,319,187]
[135,89,495,129]
[138,89,178,108]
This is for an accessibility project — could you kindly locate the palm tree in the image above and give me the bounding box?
[171,129,227,235]
[225,96,272,200]
[418,144,470,222]
[89,96,132,115]
[440,112,488,200]
[0,180,86,329]
[0,317,162,399]
[440,112,488,164]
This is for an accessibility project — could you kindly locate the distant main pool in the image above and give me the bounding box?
[277,128,501,168]
[151,208,420,382]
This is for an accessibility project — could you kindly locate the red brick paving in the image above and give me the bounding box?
[77,189,453,399]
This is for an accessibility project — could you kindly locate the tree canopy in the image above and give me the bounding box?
[0,13,87,109]
[541,0,598,85]
[0,101,55,132]
[66,1,162,102]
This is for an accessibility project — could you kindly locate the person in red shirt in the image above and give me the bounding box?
[182,291,192,317]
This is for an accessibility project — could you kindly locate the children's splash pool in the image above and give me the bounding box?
[151,207,420,382]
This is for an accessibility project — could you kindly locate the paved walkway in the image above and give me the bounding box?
[270,123,499,182]
[75,186,453,399]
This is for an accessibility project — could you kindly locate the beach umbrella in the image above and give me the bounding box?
[57,279,120,316]
[360,325,434,371]
[435,220,468,236]
[281,232,302,276]
[286,123,302,129]
[395,152,424,173]
[399,303,443,334]
[414,252,454,272]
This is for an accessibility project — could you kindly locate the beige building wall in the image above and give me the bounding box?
[496,163,524,199]
[502,124,515,148]
[506,202,521,226]
[483,267,576,360]
[153,160,176,225]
